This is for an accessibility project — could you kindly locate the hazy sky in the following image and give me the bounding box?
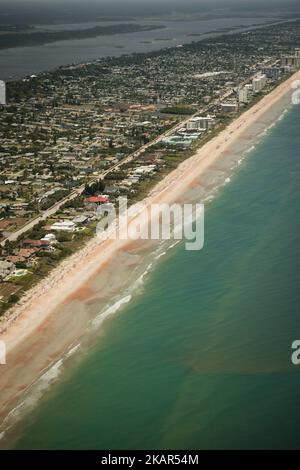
[0,0,299,25]
[1,0,299,7]
[1,0,299,10]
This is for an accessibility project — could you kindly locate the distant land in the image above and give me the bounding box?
[1,0,300,27]
[0,23,164,49]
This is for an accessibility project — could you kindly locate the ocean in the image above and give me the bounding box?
[2,91,300,450]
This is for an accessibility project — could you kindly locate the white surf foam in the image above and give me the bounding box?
[155,251,167,260]
[0,357,64,441]
[92,294,132,329]
[167,240,181,250]
[66,342,81,358]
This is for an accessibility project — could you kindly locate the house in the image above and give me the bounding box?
[84,196,109,209]
[0,260,15,280]
[105,186,120,196]
[6,248,38,265]
[72,215,89,225]
[41,233,56,244]
[23,239,50,249]
[85,196,109,204]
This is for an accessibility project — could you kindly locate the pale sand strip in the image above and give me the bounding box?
[0,70,299,356]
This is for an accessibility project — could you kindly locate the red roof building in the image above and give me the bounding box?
[85,196,109,204]
[23,239,50,248]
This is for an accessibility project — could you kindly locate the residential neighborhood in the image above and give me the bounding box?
[0,19,299,311]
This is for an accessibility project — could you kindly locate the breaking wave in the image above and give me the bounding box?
[92,295,132,329]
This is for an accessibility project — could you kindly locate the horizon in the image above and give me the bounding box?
[1,0,300,25]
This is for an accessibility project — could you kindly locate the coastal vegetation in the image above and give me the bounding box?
[160,106,197,115]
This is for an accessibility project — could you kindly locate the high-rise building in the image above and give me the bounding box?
[186,116,214,131]
[294,48,300,58]
[262,67,280,81]
[281,55,300,68]
[252,74,267,93]
[220,102,239,113]
[238,87,249,104]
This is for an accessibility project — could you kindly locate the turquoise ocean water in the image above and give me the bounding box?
[6,101,300,449]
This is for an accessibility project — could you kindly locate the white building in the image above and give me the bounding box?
[50,220,76,232]
[186,116,214,131]
[72,215,88,225]
[238,87,249,104]
[221,102,239,113]
[281,55,300,69]
[252,74,267,93]
[41,233,56,243]
[0,80,6,105]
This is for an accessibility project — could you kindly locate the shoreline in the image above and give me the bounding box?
[0,70,299,438]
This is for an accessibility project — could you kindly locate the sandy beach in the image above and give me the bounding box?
[0,70,299,437]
